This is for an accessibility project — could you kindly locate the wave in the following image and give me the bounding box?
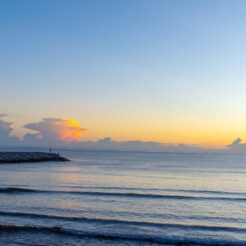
[64,185,246,196]
[0,211,246,233]
[0,223,245,245]
[0,187,37,193]
[0,187,246,202]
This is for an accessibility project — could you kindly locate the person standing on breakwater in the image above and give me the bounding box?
[49,148,52,153]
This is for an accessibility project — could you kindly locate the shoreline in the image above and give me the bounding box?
[0,152,70,164]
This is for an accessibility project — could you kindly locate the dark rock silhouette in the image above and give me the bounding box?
[0,152,70,164]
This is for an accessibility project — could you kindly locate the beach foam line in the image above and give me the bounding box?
[0,211,246,233]
[0,187,246,202]
[0,223,245,245]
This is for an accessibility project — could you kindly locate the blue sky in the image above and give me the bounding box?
[1,0,246,146]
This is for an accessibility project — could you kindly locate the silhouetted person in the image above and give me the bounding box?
[49,148,52,153]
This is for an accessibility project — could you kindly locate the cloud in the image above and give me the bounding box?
[0,112,219,152]
[78,137,165,151]
[227,138,246,153]
[0,114,13,137]
[73,137,211,153]
[23,118,87,144]
[0,114,237,153]
[0,114,19,145]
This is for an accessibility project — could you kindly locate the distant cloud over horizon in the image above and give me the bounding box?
[0,114,13,138]
[0,114,19,144]
[0,114,245,153]
[23,118,88,144]
[73,137,206,152]
[227,138,246,154]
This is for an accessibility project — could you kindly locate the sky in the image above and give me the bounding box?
[1,0,246,148]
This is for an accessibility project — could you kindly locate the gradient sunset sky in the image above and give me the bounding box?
[1,0,246,147]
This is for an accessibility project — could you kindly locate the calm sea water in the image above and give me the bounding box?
[0,149,245,245]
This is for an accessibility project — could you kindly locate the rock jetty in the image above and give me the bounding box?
[0,152,70,164]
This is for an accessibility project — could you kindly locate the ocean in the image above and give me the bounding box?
[0,149,245,245]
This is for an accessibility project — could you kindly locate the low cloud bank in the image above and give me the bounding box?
[0,115,19,145]
[0,114,245,153]
[72,137,205,152]
[227,138,246,154]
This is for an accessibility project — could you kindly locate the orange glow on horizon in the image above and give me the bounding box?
[10,115,244,148]
[82,116,242,148]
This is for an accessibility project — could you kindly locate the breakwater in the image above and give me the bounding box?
[0,152,69,163]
